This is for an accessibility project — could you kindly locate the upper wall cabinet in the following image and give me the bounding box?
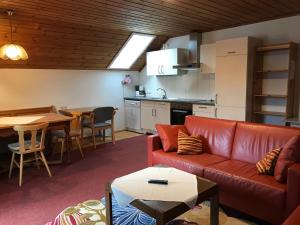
[200,43,216,74]
[216,38,248,57]
[146,48,187,76]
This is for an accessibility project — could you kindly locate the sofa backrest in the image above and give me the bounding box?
[185,116,237,158]
[231,122,300,164]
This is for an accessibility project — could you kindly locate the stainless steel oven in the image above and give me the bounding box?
[171,102,192,125]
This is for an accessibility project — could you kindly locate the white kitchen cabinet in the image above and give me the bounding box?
[193,104,216,118]
[141,101,170,132]
[215,106,246,121]
[215,37,257,121]
[216,37,248,57]
[155,102,171,124]
[215,54,248,108]
[146,48,187,76]
[146,51,161,76]
[141,101,156,131]
[200,43,216,74]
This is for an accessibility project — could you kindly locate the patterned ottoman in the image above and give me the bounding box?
[46,196,254,225]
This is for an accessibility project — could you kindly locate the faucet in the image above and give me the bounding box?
[157,88,167,99]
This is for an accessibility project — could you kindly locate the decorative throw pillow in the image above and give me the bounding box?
[155,124,188,152]
[177,129,204,155]
[256,148,281,175]
[274,135,300,183]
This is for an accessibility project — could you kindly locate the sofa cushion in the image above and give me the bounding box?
[204,160,286,210]
[275,135,300,183]
[231,122,300,164]
[184,116,237,158]
[155,124,187,152]
[152,150,228,176]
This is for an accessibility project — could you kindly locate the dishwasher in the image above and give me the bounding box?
[125,100,142,132]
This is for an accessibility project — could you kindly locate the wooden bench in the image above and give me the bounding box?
[0,106,56,117]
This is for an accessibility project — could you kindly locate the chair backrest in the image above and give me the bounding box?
[58,110,80,130]
[13,122,49,153]
[93,107,115,124]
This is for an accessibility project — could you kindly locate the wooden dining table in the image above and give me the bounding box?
[0,112,73,164]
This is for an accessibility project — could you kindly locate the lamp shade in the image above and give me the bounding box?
[0,43,28,60]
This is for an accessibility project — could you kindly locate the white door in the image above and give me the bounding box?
[200,44,216,74]
[141,101,156,131]
[215,54,248,108]
[161,49,178,75]
[147,51,161,76]
[193,104,216,118]
[216,106,246,121]
[155,102,171,124]
[216,37,248,57]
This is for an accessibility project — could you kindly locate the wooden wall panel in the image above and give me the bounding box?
[0,0,300,70]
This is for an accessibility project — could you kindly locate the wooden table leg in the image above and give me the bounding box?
[156,218,166,225]
[64,125,71,163]
[106,183,113,225]
[210,193,219,225]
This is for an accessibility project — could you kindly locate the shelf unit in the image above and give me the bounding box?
[254,94,287,98]
[251,42,298,125]
[256,69,289,73]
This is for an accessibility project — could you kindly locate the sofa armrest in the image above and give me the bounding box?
[286,163,300,216]
[283,205,300,225]
[147,134,162,166]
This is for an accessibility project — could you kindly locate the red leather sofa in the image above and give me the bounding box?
[282,205,300,225]
[147,116,300,225]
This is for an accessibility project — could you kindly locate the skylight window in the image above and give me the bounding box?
[108,33,156,69]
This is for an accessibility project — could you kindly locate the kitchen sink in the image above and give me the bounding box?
[148,97,178,100]
[148,97,161,100]
[166,97,178,100]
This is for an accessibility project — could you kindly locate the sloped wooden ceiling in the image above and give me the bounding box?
[0,0,300,70]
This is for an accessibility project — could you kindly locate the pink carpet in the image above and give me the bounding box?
[0,135,148,225]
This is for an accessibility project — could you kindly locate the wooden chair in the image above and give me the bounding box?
[54,110,84,161]
[8,122,51,187]
[82,107,116,149]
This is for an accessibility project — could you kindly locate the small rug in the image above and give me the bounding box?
[46,197,256,225]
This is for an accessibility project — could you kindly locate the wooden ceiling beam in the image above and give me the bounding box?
[0,0,300,70]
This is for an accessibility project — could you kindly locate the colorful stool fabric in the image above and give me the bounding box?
[101,196,156,225]
[45,200,106,225]
[46,196,254,225]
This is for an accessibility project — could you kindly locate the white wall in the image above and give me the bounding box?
[0,69,139,130]
[140,67,214,100]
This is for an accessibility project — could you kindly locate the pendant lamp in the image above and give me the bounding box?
[0,10,28,60]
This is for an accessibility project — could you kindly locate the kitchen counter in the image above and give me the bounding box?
[124,97,215,106]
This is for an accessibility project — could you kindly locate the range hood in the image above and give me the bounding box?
[173,33,202,71]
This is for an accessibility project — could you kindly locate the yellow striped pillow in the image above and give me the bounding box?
[256,148,282,175]
[177,129,204,155]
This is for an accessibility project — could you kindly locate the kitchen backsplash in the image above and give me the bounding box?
[139,67,215,100]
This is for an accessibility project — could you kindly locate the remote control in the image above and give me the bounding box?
[148,179,168,185]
